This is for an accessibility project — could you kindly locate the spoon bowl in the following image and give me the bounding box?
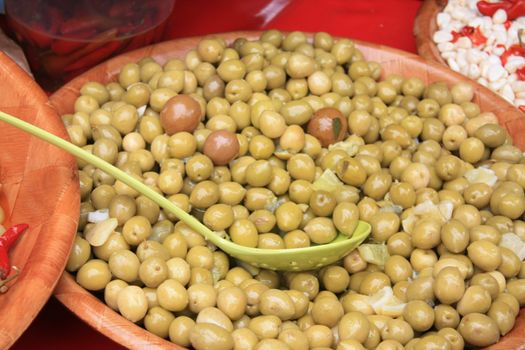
[0,110,371,271]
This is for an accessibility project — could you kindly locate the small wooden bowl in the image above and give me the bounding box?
[50,31,525,349]
[0,54,79,349]
[414,0,447,64]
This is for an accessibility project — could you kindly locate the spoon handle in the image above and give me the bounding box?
[0,110,221,245]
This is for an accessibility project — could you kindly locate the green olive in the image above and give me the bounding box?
[76,259,111,291]
[458,313,500,347]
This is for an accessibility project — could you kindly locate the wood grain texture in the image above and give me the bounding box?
[50,31,525,350]
[414,0,447,65]
[0,53,79,349]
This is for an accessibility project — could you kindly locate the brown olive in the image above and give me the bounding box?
[160,95,202,135]
[307,107,348,147]
[203,130,240,166]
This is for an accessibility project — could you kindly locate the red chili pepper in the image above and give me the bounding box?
[517,66,525,80]
[0,224,29,280]
[60,16,114,36]
[25,24,54,49]
[41,28,119,76]
[63,40,122,72]
[51,29,97,56]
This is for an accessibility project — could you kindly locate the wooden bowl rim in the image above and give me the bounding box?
[414,0,447,65]
[0,53,79,349]
[51,30,525,350]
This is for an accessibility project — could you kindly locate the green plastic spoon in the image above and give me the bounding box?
[0,111,371,271]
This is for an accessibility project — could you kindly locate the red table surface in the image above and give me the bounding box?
[11,0,421,349]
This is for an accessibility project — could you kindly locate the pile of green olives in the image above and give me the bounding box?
[64,30,525,349]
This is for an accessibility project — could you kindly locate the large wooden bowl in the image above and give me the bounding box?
[0,54,79,349]
[50,31,525,349]
[414,0,447,64]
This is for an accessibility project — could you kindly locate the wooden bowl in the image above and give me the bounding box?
[0,53,79,349]
[50,31,525,349]
[414,0,447,64]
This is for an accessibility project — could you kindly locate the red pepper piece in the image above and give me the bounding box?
[41,28,119,76]
[504,20,512,29]
[497,44,512,65]
[24,24,53,49]
[51,39,90,56]
[451,26,474,43]
[517,66,525,80]
[450,26,487,46]
[470,26,488,46]
[478,0,525,20]
[500,44,525,65]
[451,31,462,43]
[461,26,476,36]
[19,6,61,49]
[477,0,513,17]
[63,40,122,73]
[60,16,113,36]
[507,0,525,20]
[501,51,511,66]
[51,29,97,56]
[0,224,29,280]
